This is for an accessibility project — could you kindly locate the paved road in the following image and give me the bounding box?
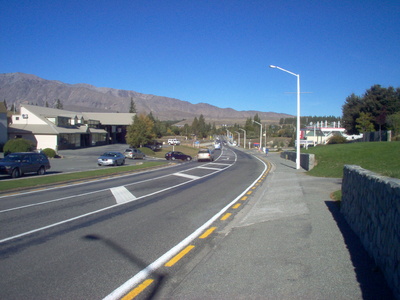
[1,145,395,299]
[154,151,394,299]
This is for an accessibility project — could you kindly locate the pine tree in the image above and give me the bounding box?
[129,97,137,113]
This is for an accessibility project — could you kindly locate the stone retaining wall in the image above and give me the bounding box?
[341,165,400,299]
[280,151,315,171]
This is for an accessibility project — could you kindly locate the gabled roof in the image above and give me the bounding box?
[21,104,135,126]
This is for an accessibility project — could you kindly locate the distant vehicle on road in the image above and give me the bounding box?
[0,152,51,178]
[197,148,214,162]
[168,139,181,145]
[165,151,192,161]
[123,148,145,159]
[97,152,125,166]
[143,140,162,151]
[214,142,221,150]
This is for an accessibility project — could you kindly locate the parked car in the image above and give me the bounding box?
[168,139,181,145]
[143,141,163,151]
[97,152,125,166]
[197,148,214,162]
[123,148,145,159]
[165,151,192,161]
[0,152,51,178]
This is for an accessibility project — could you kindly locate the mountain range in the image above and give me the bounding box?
[0,72,292,125]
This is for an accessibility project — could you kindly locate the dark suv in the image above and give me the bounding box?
[0,152,51,178]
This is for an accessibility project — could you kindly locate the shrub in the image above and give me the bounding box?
[3,138,35,156]
[42,148,57,158]
[327,135,347,144]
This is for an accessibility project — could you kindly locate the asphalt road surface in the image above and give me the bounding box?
[0,145,266,299]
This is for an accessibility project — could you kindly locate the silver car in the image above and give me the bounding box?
[123,148,145,159]
[197,148,214,162]
[97,152,125,166]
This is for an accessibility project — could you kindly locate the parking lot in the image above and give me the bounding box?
[0,144,160,178]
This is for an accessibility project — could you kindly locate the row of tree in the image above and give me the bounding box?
[342,85,400,136]
[125,113,226,147]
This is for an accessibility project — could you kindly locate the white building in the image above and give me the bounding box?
[8,105,135,151]
[301,120,363,145]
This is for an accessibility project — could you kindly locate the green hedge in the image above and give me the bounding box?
[3,138,35,156]
[42,148,57,158]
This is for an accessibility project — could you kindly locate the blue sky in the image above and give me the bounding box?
[1,0,399,117]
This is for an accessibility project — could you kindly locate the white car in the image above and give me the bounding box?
[214,143,221,150]
[168,139,181,145]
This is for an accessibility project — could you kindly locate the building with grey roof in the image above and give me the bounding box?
[8,104,135,151]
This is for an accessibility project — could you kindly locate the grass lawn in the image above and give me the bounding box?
[302,141,400,179]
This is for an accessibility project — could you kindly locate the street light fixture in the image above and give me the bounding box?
[239,128,246,148]
[269,65,301,169]
[253,120,262,152]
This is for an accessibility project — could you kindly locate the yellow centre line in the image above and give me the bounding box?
[247,191,252,195]
[122,279,154,300]
[232,203,241,209]
[221,213,231,221]
[199,227,217,239]
[241,196,248,201]
[165,245,195,267]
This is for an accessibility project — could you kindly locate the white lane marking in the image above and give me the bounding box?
[174,173,200,180]
[210,162,231,166]
[110,186,136,204]
[197,166,223,170]
[103,155,267,300]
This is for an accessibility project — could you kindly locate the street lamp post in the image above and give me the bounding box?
[235,131,240,147]
[225,129,230,143]
[269,65,301,170]
[253,120,262,152]
[239,128,246,149]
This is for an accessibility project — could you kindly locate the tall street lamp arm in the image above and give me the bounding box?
[269,64,301,169]
[269,65,298,77]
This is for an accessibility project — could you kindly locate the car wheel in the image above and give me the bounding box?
[121,159,125,165]
[11,168,20,178]
[37,166,46,175]
[187,157,192,161]
[98,163,102,166]
[171,157,176,160]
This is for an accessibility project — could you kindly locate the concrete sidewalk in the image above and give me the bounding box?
[163,151,394,299]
